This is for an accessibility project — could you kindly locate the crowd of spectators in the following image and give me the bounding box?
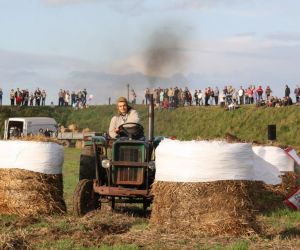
[0,87,89,108]
[58,89,88,108]
[8,88,46,106]
[1,84,299,109]
[144,84,300,109]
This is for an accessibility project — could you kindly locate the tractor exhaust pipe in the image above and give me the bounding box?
[148,94,154,142]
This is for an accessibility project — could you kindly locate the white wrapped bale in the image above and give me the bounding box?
[252,153,281,185]
[155,139,285,185]
[0,140,66,215]
[151,140,292,236]
[155,139,254,182]
[0,140,63,174]
[252,146,294,172]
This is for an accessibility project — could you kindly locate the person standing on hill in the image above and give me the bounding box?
[82,88,87,105]
[131,89,137,105]
[247,87,254,104]
[209,87,214,105]
[265,86,272,100]
[71,91,76,106]
[167,87,174,105]
[204,87,210,106]
[0,88,2,106]
[10,89,15,106]
[285,85,291,97]
[238,86,244,105]
[214,87,219,105]
[109,97,140,139]
[22,89,29,106]
[193,90,199,105]
[41,90,46,106]
[256,85,263,102]
[15,88,22,106]
[34,88,42,106]
[29,92,35,106]
[64,90,70,106]
[58,89,64,106]
[294,85,300,103]
[198,90,203,105]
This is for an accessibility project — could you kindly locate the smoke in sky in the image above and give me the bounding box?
[144,23,190,86]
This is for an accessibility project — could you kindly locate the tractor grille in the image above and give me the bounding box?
[118,167,139,182]
[115,147,143,185]
[119,147,140,161]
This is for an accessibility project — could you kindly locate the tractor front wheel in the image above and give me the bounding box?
[73,179,100,216]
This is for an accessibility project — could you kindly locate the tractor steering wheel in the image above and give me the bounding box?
[118,123,144,139]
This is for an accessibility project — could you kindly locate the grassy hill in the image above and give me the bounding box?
[0,104,299,147]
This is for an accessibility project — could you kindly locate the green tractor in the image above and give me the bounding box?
[73,97,161,216]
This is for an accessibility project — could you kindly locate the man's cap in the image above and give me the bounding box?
[117,96,128,103]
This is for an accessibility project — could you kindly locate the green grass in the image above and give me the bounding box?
[99,245,140,250]
[225,240,250,250]
[39,239,75,250]
[267,208,300,230]
[130,221,149,231]
[63,147,81,210]
[200,240,250,250]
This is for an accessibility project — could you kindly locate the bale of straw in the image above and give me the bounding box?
[15,135,60,143]
[82,128,91,133]
[280,172,298,194]
[68,123,78,132]
[250,172,299,212]
[150,180,262,237]
[0,169,66,216]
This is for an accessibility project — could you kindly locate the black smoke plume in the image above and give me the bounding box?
[144,24,189,87]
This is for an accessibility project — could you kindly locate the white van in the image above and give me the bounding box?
[4,117,58,140]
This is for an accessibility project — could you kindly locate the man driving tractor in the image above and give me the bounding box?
[109,96,140,139]
[74,94,155,215]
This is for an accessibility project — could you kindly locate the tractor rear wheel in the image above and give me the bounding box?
[73,179,100,216]
[79,154,96,180]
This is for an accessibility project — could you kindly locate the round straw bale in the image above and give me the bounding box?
[16,135,59,143]
[280,172,298,194]
[82,128,90,133]
[0,169,66,216]
[150,180,262,237]
[68,123,78,132]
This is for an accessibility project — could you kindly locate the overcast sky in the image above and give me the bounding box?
[1,0,300,104]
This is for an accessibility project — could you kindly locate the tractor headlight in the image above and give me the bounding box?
[148,161,155,170]
[102,159,111,169]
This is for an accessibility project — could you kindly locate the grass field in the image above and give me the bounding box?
[1,148,300,249]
